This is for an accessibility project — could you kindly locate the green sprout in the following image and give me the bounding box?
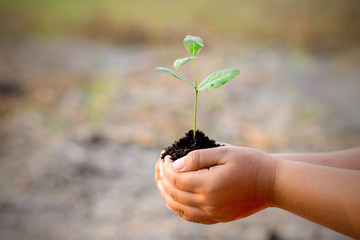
[155,35,240,139]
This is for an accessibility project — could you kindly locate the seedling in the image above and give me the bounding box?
[155,35,239,139]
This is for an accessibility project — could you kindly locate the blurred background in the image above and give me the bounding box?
[0,0,359,239]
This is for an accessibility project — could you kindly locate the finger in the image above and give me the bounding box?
[173,147,228,172]
[161,167,202,207]
[157,180,214,224]
[155,150,167,189]
[162,158,207,193]
[174,211,217,224]
[155,160,161,192]
[155,150,165,180]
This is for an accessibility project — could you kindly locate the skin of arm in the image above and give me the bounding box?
[274,157,360,239]
[155,146,360,238]
[272,147,360,170]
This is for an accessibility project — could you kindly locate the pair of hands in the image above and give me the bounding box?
[155,146,278,224]
[155,146,360,238]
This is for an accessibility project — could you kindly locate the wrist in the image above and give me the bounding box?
[254,152,279,208]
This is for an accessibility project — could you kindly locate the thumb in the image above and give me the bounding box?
[172,148,224,172]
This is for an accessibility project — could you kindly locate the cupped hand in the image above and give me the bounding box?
[155,146,278,224]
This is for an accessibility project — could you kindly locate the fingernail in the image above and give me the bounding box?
[173,157,185,170]
[157,180,163,190]
[164,155,172,164]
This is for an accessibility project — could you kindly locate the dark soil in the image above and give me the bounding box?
[161,130,221,161]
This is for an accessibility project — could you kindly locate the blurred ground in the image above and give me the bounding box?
[1,0,360,239]
[0,39,359,240]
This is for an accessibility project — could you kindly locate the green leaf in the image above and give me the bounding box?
[198,69,240,91]
[183,35,204,57]
[174,57,197,70]
[154,67,194,87]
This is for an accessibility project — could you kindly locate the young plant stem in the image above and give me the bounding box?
[193,59,198,139]
[155,35,239,141]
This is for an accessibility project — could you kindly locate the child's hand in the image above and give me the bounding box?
[155,146,278,224]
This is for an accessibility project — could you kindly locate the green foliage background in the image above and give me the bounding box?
[1,0,359,51]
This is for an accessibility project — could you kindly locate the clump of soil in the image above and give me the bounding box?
[161,130,221,161]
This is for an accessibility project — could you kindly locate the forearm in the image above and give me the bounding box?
[273,159,360,239]
[272,147,360,170]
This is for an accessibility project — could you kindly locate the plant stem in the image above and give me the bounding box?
[193,59,198,139]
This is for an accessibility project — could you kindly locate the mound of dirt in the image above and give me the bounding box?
[161,129,221,161]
